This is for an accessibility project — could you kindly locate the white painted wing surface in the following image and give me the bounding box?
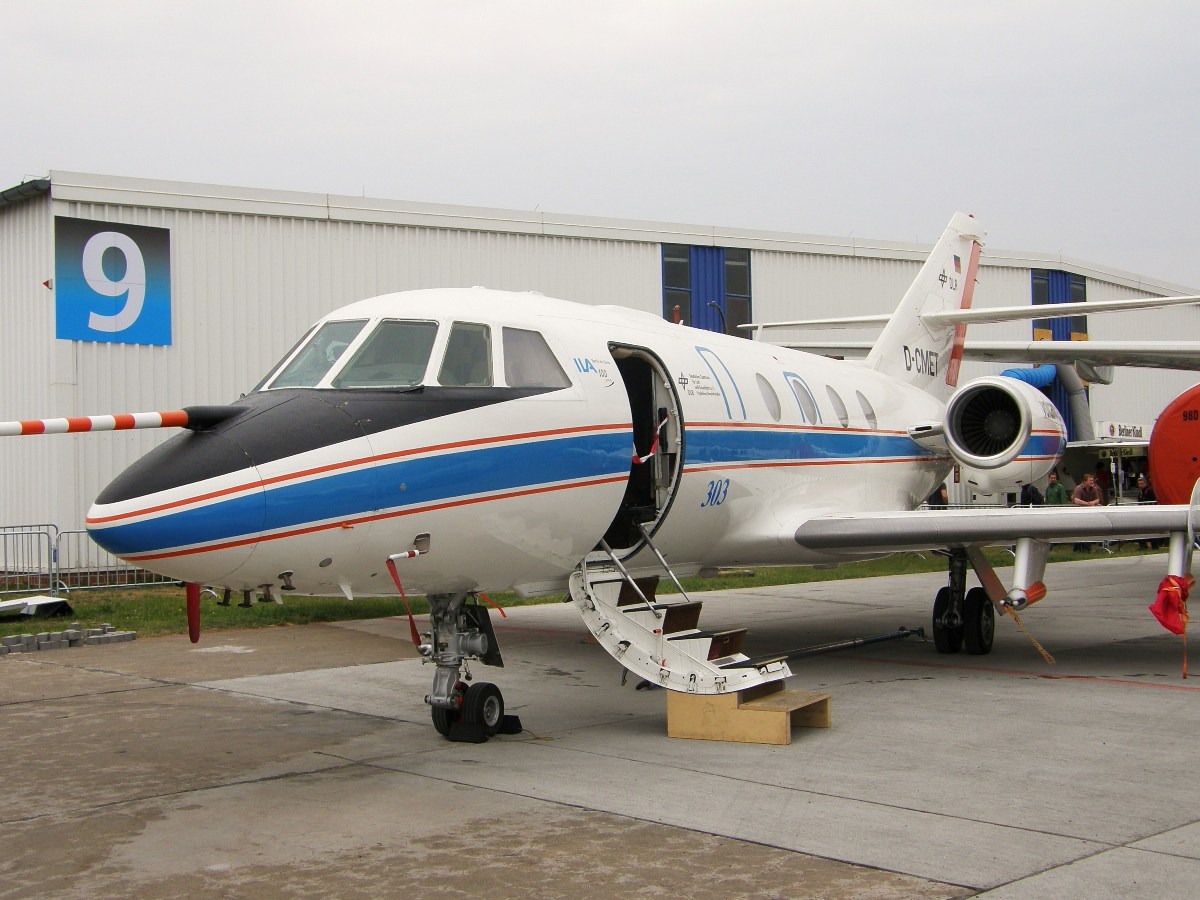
[793,505,1191,554]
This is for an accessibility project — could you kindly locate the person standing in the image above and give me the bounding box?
[1137,475,1162,548]
[1136,475,1157,504]
[1071,472,1103,551]
[1044,470,1070,505]
[1072,472,1104,507]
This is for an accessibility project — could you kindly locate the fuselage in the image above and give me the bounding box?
[86,288,952,597]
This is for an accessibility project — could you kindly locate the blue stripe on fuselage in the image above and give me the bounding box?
[90,432,633,556]
[685,428,935,465]
[1021,433,1066,458]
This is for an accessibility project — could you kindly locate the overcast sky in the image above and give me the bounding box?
[4,1,1198,287]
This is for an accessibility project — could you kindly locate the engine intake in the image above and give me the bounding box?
[944,376,1066,494]
[946,378,1031,468]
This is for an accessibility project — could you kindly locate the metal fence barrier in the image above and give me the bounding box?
[1,527,59,596]
[1,524,177,597]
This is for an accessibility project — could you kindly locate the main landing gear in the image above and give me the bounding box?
[931,549,994,656]
[424,592,522,742]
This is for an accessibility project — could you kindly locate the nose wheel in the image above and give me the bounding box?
[430,682,515,741]
[423,592,521,742]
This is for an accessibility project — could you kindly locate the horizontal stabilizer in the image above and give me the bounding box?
[748,294,1200,334]
[772,340,1200,371]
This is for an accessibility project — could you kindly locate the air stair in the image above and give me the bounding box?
[569,525,792,695]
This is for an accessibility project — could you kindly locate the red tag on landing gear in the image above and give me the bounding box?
[385,557,424,650]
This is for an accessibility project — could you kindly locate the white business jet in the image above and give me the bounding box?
[5,213,1198,740]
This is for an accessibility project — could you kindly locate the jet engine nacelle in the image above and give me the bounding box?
[1148,382,1200,505]
[944,376,1067,495]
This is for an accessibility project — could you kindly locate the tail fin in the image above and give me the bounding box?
[865,212,985,402]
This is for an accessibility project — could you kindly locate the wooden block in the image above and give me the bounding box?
[666,686,832,745]
[740,689,832,728]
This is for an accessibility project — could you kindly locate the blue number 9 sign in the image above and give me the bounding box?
[55,217,172,345]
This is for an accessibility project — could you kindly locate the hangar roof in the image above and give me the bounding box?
[2,171,1192,295]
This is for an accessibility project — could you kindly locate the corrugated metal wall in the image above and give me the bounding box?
[0,191,72,526]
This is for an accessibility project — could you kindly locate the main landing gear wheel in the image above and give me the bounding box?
[431,682,465,736]
[932,586,963,654]
[464,682,505,737]
[962,587,995,656]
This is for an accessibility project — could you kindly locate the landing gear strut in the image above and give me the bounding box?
[424,592,520,742]
[932,549,993,656]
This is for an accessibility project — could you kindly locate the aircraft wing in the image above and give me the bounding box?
[771,340,1200,371]
[793,504,1192,555]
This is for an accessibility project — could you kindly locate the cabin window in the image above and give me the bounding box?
[503,328,572,388]
[438,322,493,386]
[786,374,820,424]
[332,320,439,388]
[856,391,878,429]
[756,373,782,422]
[268,319,367,389]
[826,385,850,428]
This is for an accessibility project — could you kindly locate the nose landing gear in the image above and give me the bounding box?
[424,592,522,742]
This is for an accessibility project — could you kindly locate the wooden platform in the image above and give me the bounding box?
[666,681,831,745]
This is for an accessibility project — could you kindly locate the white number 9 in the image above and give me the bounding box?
[82,231,146,333]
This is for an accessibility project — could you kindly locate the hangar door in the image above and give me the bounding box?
[661,245,751,336]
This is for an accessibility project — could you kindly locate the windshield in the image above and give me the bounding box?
[332,319,439,388]
[268,319,367,389]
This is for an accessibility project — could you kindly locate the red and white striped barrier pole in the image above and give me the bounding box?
[0,411,191,437]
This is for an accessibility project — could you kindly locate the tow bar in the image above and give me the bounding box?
[781,625,925,661]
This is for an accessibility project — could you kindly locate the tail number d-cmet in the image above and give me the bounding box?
[902,345,939,376]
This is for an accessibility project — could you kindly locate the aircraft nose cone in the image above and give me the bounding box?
[86,426,267,582]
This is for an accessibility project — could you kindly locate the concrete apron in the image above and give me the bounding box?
[2,553,1198,898]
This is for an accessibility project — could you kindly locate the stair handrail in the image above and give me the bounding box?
[597,539,662,619]
[635,522,692,603]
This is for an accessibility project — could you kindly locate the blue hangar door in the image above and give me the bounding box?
[661,245,752,336]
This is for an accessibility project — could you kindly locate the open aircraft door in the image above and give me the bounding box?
[602,344,685,552]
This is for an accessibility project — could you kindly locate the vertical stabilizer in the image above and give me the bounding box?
[865,213,985,402]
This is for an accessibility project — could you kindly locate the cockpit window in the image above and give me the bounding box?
[332,319,438,388]
[252,325,315,393]
[268,319,367,389]
[438,322,492,386]
[503,327,571,388]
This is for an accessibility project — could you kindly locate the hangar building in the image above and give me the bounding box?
[2,171,1196,528]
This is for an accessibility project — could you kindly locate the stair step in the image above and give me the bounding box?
[709,653,750,667]
[618,601,702,635]
[667,684,832,744]
[719,651,789,670]
[616,576,660,607]
[661,601,702,634]
[705,628,747,660]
